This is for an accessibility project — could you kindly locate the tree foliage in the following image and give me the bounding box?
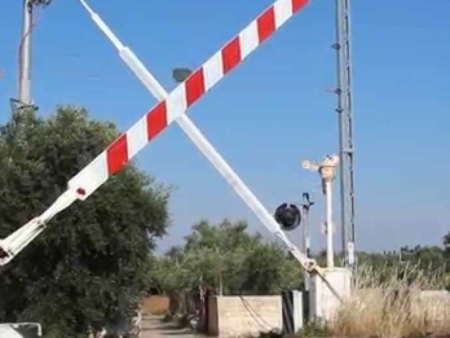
[149,218,450,297]
[357,245,448,270]
[149,219,304,295]
[0,107,171,337]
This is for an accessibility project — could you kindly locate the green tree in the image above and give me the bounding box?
[0,107,171,337]
[149,219,303,295]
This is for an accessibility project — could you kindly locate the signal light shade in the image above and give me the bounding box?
[274,203,301,231]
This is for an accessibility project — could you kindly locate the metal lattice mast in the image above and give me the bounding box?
[334,0,355,268]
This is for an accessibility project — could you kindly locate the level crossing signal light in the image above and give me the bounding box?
[274,203,301,231]
[172,68,193,83]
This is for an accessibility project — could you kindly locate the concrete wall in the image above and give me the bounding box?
[353,288,450,329]
[410,290,450,326]
[208,295,282,338]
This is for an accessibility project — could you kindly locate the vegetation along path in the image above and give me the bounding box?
[142,315,203,338]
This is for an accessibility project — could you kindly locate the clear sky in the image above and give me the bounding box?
[1,0,449,254]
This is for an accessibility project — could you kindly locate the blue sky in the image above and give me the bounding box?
[1,0,449,254]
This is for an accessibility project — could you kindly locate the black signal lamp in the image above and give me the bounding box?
[274,203,301,231]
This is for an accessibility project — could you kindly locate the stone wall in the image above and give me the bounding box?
[208,295,282,337]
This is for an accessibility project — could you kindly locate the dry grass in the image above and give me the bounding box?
[329,263,450,337]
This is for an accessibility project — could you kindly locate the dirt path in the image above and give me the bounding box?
[141,315,204,338]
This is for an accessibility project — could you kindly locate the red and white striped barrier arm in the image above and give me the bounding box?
[0,0,311,265]
[69,0,310,199]
[79,0,319,274]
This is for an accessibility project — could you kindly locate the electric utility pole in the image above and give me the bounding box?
[334,0,355,269]
[18,0,33,106]
[16,0,50,111]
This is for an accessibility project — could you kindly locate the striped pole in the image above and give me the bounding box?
[0,0,312,265]
[77,0,323,279]
[69,0,310,199]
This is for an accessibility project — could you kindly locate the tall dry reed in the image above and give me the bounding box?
[330,263,450,337]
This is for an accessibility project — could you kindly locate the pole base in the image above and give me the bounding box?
[10,98,38,114]
[309,267,353,322]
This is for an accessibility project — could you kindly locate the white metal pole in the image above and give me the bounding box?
[303,156,338,269]
[302,206,309,256]
[18,0,33,105]
[302,204,310,291]
[325,180,334,268]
